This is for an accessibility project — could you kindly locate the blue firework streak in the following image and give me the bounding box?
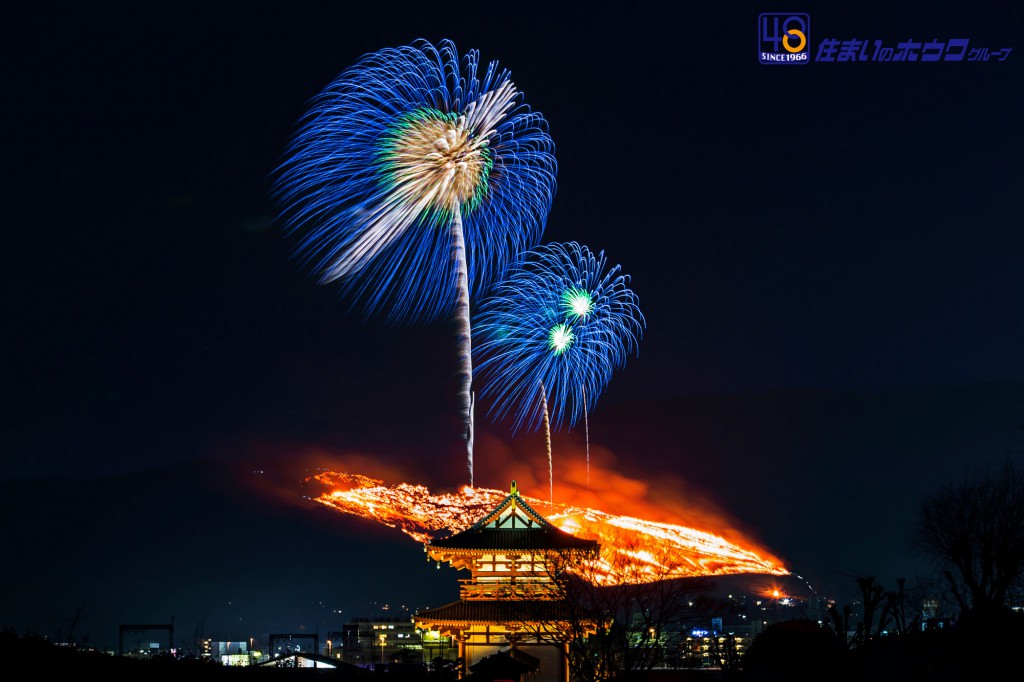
[271,39,557,487]
[271,38,557,322]
[474,242,645,435]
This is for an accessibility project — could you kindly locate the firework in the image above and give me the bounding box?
[271,40,557,486]
[474,242,645,490]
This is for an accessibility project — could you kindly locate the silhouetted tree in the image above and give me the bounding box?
[877,577,908,637]
[824,575,906,651]
[742,618,843,678]
[911,459,1024,617]
[65,603,86,647]
[504,537,729,682]
[849,576,886,648]
[825,601,851,648]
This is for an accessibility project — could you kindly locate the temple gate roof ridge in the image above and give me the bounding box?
[425,480,599,553]
[467,480,550,530]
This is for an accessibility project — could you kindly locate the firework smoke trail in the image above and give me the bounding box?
[583,386,590,488]
[540,380,553,511]
[271,40,556,486]
[468,390,475,485]
[474,243,645,472]
[451,206,474,485]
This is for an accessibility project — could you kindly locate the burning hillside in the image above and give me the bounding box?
[307,471,789,585]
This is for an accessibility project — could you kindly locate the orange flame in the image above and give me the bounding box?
[307,470,789,585]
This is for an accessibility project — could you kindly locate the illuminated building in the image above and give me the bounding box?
[332,616,454,668]
[680,630,751,669]
[210,641,252,666]
[414,481,600,682]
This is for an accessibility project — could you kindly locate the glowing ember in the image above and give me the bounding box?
[309,471,788,585]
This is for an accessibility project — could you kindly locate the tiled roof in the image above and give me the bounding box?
[427,487,599,553]
[468,491,551,530]
[428,526,598,551]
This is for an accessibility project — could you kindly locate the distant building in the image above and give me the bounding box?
[414,481,600,682]
[679,630,753,669]
[330,616,455,669]
[208,640,253,666]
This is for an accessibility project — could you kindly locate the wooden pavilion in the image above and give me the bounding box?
[414,481,600,682]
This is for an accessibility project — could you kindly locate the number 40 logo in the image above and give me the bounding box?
[759,13,810,65]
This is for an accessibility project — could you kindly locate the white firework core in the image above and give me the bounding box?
[569,291,593,317]
[321,82,518,284]
[388,80,519,214]
[390,117,489,213]
[550,324,574,353]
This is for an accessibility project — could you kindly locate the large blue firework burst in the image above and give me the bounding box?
[271,39,557,486]
[473,242,645,435]
[271,38,557,323]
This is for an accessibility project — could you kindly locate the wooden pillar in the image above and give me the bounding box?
[457,633,467,679]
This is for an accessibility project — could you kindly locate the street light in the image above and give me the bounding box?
[379,634,386,667]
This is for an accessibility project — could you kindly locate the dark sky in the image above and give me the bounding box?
[3,0,1023,650]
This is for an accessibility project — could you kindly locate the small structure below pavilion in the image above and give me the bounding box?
[414,481,600,682]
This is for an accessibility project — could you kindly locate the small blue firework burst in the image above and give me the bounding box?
[473,242,645,434]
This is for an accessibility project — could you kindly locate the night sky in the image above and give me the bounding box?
[4,1,1023,652]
